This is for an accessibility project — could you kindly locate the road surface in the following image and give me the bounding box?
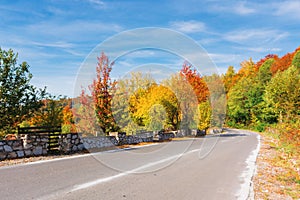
[0,129,260,200]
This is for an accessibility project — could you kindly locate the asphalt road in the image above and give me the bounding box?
[0,129,260,200]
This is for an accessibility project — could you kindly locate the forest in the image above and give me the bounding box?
[0,47,299,152]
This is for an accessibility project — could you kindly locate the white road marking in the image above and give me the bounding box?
[71,148,200,191]
[0,143,159,170]
[236,132,261,200]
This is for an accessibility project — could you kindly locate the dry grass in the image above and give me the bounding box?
[253,132,300,199]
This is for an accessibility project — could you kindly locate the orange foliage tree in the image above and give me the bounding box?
[62,104,76,132]
[255,54,277,71]
[78,52,118,135]
[180,62,209,103]
[270,52,294,74]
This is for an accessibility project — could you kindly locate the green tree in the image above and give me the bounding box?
[147,104,166,131]
[226,58,275,128]
[264,65,300,123]
[227,76,256,127]
[257,58,274,85]
[164,73,198,130]
[74,91,99,136]
[112,72,155,134]
[204,74,226,128]
[0,48,46,136]
[30,95,65,127]
[292,49,300,68]
[222,66,236,93]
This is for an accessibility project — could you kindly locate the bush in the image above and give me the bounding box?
[253,122,268,132]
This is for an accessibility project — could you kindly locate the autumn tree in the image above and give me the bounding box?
[180,63,209,103]
[270,52,294,74]
[222,66,236,93]
[257,58,274,85]
[148,104,167,131]
[0,48,46,136]
[90,52,118,134]
[129,84,179,130]
[227,76,255,127]
[264,65,300,123]
[164,73,198,130]
[30,95,64,127]
[255,54,277,71]
[74,90,98,136]
[112,72,155,134]
[195,101,212,130]
[237,58,256,78]
[62,101,76,133]
[204,74,226,127]
[292,49,300,68]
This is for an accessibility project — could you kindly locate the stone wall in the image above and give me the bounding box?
[20,134,48,156]
[0,133,50,160]
[0,130,185,161]
[80,136,118,150]
[0,140,24,160]
[59,133,85,153]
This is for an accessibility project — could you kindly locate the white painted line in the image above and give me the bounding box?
[0,143,159,170]
[72,148,200,191]
[236,133,261,200]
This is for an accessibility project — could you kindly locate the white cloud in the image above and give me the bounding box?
[223,29,289,44]
[32,41,74,49]
[233,2,256,15]
[211,2,256,16]
[208,53,240,64]
[274,0,300,19]
[170,20,206,33]
[86,0,106,9]
[236,47,282,53]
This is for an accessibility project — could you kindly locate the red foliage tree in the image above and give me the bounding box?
[255,54,278,71]
[180,62,209,103]
[270,52,294,75]
[90,52,118,134]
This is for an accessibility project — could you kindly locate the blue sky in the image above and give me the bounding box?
[1,0,299,97]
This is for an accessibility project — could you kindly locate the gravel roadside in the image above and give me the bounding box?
[253,133,300,200]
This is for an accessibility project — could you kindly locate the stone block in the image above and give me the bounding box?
[4,145,13,152]
[24,150,32,156]
[25,140,32,144]
[33,146,43,155]
[12,142,23,150]
[8,152,17,159]
[17,150,24,158]
[78,144,84,151]
[0,152,7,160]
[23,144,33,149]
[75,138,80,144]
[41,138,48,142]
[42,149,47,155]
[83,142,90,149]
[72,145,78,151]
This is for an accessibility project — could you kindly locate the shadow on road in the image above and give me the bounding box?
[205,133,247,138]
